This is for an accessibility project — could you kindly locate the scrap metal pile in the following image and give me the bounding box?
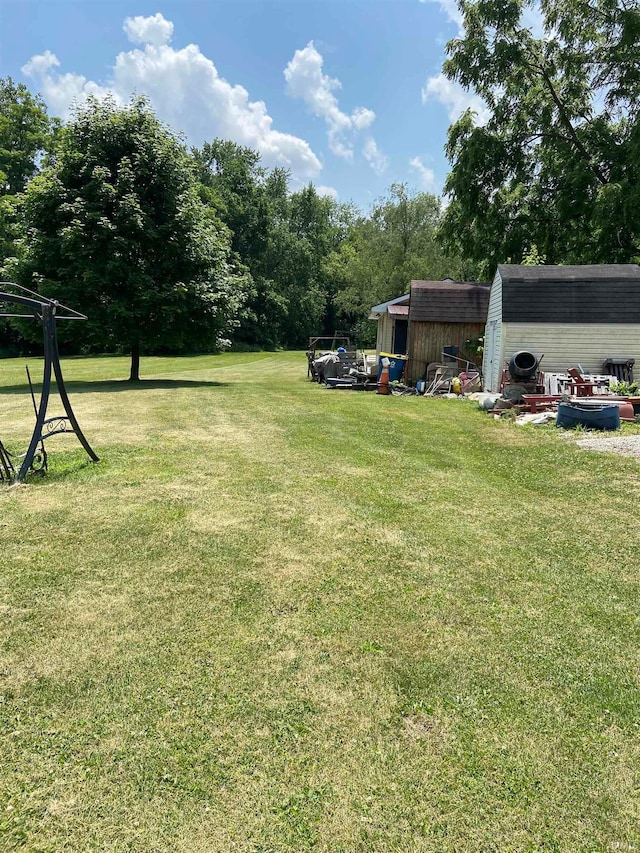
[307,346,380,390]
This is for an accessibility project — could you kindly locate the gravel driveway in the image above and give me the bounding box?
[576,434,640,460]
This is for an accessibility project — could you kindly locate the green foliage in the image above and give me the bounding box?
[194,139,350,348]
[1,85,466,356]
[0,77,58,272]
[466,333,484,355]
[610,380,638,396]
[439,0,640,276]
[0,77,57,196]
[327,183,462,336]
[522,244,546,266]
[11,97,248,378]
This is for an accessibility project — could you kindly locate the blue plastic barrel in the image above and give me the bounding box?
[556,402,620,430]
[378,353,407,382]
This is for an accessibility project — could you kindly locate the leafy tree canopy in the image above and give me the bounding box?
[440,0,640,278]
[11,97,248,379]
[328,183,462,342]
[193,139,350,348]
[0,77,57,197]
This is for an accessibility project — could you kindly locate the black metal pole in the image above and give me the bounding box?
[25,364,47,466]
[25,365,38,419]
[17,308,54,481]
[50,316,99,462]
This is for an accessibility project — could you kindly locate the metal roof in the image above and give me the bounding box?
[368,293,410,319]
[388,304,409,316]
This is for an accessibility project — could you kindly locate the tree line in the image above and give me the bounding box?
[0,81,455,378]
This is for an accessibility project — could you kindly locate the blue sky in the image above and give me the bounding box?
[1,0,484,211]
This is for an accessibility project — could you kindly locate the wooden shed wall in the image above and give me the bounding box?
[407,321,485,381]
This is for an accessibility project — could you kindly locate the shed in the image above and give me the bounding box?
[368,294,410,356]
[482,264,640,391]
[406,280,490,381]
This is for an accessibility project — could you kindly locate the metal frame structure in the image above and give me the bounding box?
[0,282,99,482]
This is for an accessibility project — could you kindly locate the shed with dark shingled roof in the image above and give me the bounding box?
[482,264,640,392]
[498,264,640,324]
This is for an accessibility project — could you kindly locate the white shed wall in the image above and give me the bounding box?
[376,313,394,355]
[502,324,640,375]
[482,269,503,390]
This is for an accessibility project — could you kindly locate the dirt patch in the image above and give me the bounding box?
[402,714,434,739]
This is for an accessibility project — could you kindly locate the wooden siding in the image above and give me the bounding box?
[407,321,485,381]
[502,323,640,377]
[482,268,503,391]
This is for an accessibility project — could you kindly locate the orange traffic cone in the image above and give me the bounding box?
[377,363,390,395]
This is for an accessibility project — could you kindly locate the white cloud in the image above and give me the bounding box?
[351,106,375,131]
[284,41,385,171]
[409,156,437,191]
[284,41,352,158]
[22,18,322,183]
[22,53,115,117]
[123,13,174,46]
[419,0,463,32]
[316,185,338,200]
[422,73,490,124]
[21,50,59,76]
[362,138,387,175]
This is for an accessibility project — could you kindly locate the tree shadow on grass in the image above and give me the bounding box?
[0,378,229,395]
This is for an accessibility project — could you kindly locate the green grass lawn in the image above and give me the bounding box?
[1,351,639,852]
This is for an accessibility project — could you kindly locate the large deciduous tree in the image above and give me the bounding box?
[439,0,640,277]
[12,97,247,379]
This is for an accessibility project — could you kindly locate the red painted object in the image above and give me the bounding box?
[619,402,635,421]
[567,367,597,397]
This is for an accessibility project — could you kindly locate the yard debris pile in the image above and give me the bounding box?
[477,350,639,429]
[306,343,485,398]
[305,343,640,430]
